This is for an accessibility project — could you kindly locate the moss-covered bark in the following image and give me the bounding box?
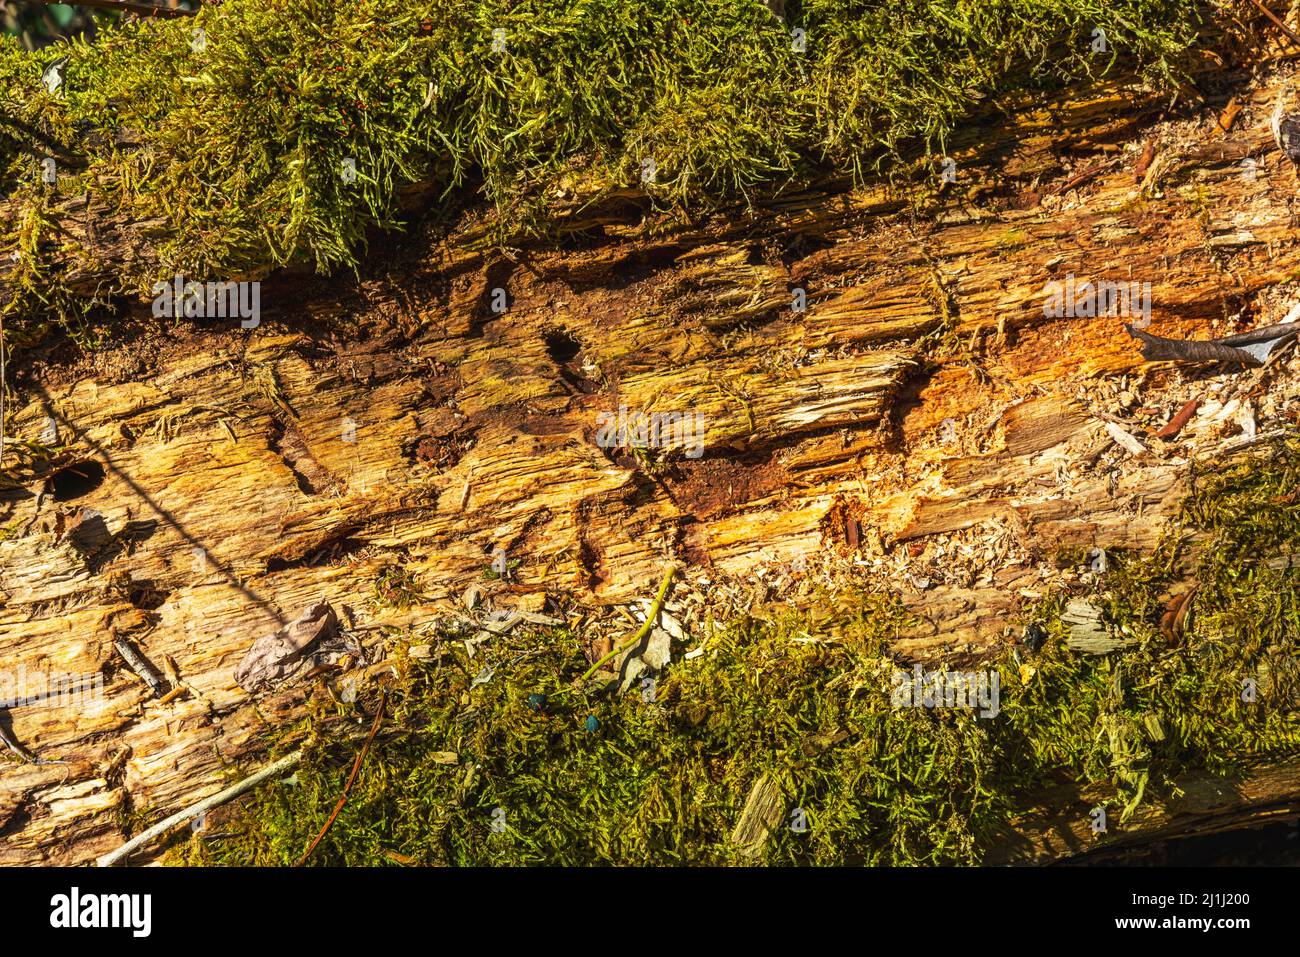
[1,0,1201,347]
[171,441,1299,866]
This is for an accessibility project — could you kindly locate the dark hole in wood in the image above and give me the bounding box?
[50,460,105,501]
[127,580,169,611]
[544,329,582,364]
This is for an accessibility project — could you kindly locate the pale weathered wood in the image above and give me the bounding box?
[730,773,786,859]
[95,750,302,868]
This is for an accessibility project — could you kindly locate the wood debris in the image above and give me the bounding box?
[729,773,785,859]
[1104,421,1147,457]
[1062,600,1137,655]
[1154,397,1200,439]
[1215,97,1242,135]
[1133,139,1157,182]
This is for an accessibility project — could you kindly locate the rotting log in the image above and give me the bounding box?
[5,35,1300,865]
[991,761,1300,865]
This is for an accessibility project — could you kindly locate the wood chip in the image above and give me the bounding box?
[1104,421,1147,457]
[1215,97,1242,135]
[1063,599,1137,654]
[1134,139,1157,183]
[729,773,785,859]
[1142,712,1166,743]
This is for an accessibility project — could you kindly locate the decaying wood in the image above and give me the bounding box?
[991,760,1300,864]
[96,750,303,867]
[4,34,1300,864]
[730,773,786,859]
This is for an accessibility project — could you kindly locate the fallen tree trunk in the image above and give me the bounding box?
[2,23,1300,865]
[992,761,1300,864]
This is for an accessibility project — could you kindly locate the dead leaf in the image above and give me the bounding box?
[1127,321,1300,366]
[234,601,338,692]
[1159,587,1196,643]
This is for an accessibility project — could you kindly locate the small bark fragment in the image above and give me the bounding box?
[730,773,786,859]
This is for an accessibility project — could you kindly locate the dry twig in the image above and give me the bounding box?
[97,750,303,866]
[295,690,387,866]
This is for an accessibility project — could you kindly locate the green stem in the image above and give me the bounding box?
[578,565,678,685]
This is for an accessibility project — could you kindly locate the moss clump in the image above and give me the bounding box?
[998,441,1300,823]
[372,565,426,611]
[1,0,1201,344]
[188,595,1011,866]
[180,440,1300,867]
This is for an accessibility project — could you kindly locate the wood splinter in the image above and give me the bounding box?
[113,633,168,698]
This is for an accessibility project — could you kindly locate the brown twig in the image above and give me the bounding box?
[112,631,166,698]
[295,689,386,866]
[1245,0,1300,49]
[1049,158,1120,196]
[1154,397,1201,439]
[34,0,196,17]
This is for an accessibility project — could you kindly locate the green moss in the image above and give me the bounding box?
[177,440,1300,866]
[373,565,426,610]
[0,432,63,487]
[1,0,1202,346]
[187,595,1009,866]
[996,441,1300,819]
[994,227,1031,251]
